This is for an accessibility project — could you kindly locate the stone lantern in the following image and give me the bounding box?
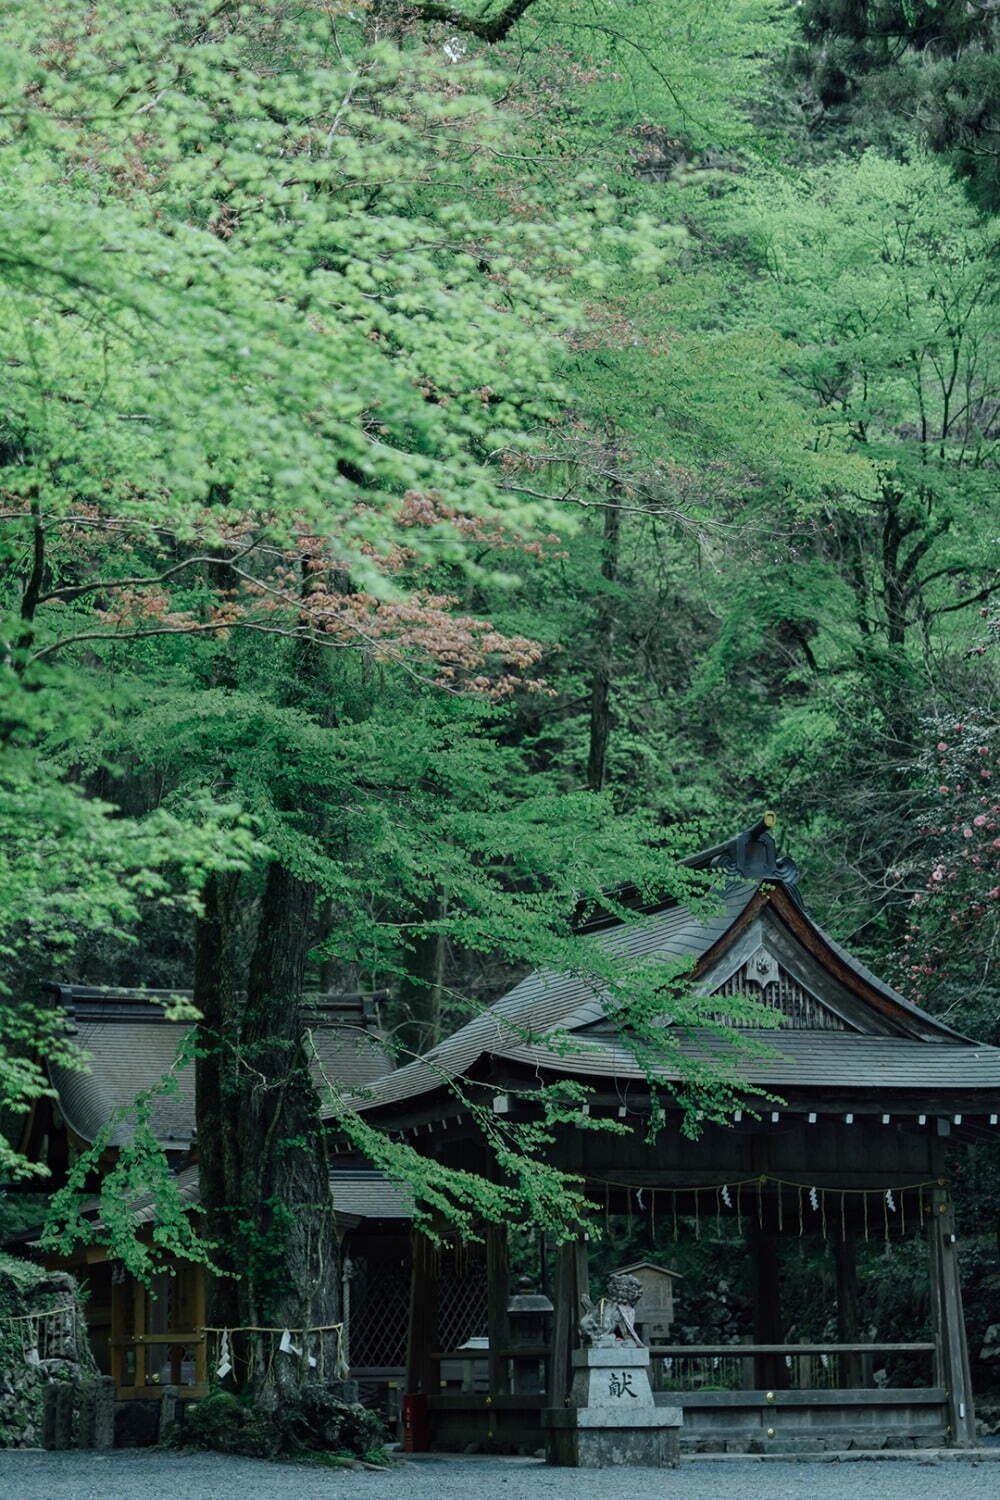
[507,1276,553,1394]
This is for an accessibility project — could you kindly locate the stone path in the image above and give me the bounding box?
[3,1450,1000,1500]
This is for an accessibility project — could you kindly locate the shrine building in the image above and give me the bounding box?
[328,815,1000,1453]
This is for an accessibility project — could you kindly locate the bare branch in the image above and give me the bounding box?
[36,544,261,606]
[27,617,466,697]
[405,0,538,43]
[926,580,1000,618]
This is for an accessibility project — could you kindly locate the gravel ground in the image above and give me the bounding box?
[2,1451,1000,1500]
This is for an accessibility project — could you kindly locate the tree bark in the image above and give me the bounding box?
[587,498,621,793]
[195,858,342,1398]
[395,888,447,1060]
[193,871,243,1336]
[237,861,340,1396]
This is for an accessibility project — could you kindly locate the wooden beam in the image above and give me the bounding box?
[748,1225,787,1390]
[547,1239,573,1409]
[928,1181,975,1446]
[670,1387,945,1408]
[193,1267,207,1387]
[405,1231,438,1397]
[834,1236,863,1388]
[577,1168,937,1188]
[133,1276,146,1391]
[651,1342,935,1356]
[548,1235,588,1408]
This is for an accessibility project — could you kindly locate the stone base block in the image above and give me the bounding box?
[571,1345,651,1369]
[545,1424,680,1468]
[544,1404,683,1468]
[548,1406,682,1430]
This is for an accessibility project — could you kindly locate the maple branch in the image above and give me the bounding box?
[501,482,769,533]
[14,495,45,664]
[917,562,982,589]
[19,500,45,628]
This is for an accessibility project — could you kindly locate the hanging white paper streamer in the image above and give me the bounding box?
[809,1186,819,1212]
[885,1190,896,1213]
[279,1328,303,1357]
[216,1328,233,1379]
[721,1184,732,1209]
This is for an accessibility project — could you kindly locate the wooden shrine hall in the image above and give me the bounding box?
[330,816,1000,1453]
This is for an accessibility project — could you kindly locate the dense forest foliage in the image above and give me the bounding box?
[1,0,998,1399]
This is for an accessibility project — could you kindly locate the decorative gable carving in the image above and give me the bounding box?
[709,945,849,1030]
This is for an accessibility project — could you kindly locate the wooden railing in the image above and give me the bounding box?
[649,1342,937,1392]
[430,1345,549,1395]
[428,1340,937,1397]
[109,1330,207,1397]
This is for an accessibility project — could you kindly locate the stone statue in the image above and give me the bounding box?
[549,1269,681,1466]
[578,1272,645,1348]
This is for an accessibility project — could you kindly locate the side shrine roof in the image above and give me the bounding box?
[24,1161,411,1250]
[43,986,393,1150]
[331,820,1000,1123]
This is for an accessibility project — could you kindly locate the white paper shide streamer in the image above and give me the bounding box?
[216,1328,233,1379]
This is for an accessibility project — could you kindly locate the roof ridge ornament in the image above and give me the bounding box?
[707,812,801,893]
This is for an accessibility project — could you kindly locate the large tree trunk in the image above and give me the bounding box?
[238,861,340,1396]
[194,578,343,1396]
[193,872,243,1336]
[195,861,341,1398]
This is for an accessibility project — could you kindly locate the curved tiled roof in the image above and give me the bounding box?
[327,882,758,1117]
[340,869,1000,1120]
[45,988,393,1148]
[50,1017,197,1149]
[38,1162,410,1244]
[496,1030,1000,1096]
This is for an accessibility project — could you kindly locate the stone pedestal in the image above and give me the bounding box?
[543,1345,682,1468]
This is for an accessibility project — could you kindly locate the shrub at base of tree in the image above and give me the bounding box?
[170,1385,387,1465]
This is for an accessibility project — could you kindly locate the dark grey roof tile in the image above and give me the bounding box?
[49,1007,394,1147]
[338,885,757,1115]
[496,1030,1000,1096]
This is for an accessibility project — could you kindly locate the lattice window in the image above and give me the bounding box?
[437,1245,487,1352]
[710,950,847,1030]
[348,1243,488,1369]
[348,1256,409,1369]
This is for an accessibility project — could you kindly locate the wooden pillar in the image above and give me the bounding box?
[110,1279,123,1391]
[547,1235,588,1407]
[405,1230,438,1396]
[834,1235,863,1388]
[748,1225,787,1390]
[193,1265,207,1387]
[486,1221,511,1403]
[133,1277,146,1389]
[929,1188,975,1445]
